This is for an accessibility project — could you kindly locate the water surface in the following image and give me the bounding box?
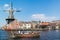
[0,30,60,40]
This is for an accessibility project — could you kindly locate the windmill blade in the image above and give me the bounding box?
[16,10,21,12]
[3,10,9,12]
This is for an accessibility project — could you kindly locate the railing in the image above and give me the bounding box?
[3,28,49,31]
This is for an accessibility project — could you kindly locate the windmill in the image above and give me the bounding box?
[4,1,20,24]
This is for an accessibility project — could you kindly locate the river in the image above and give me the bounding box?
[0,30,60,40]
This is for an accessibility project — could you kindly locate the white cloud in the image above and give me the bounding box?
[31,14,58,22]
[4,4,9,7]
[4,4,10,10]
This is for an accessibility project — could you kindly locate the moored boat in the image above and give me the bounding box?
[12,31,40,38]
[15,32,40,38]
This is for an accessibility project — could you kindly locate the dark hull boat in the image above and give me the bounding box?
[11,31,40,38]
[14,32,40,38]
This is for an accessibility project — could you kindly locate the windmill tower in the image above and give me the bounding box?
[5,1,20,24]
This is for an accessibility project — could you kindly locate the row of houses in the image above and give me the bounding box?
[2,20,60,30]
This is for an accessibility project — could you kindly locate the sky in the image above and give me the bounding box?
[0,0,60,27]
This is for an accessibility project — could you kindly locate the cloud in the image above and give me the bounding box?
[4,4,9,7]
[3,4,22,10]
[4,4,10,10]
[31,14,58,22]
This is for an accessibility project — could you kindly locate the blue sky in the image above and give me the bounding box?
[0,0,60,27]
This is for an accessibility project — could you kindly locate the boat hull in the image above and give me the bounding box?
[13,32,40,38]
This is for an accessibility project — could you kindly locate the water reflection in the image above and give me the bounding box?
[0,30,9,40]
[10,38,40,40]
[55,30,60,32]
[0,30,60,40]
[40,30,60,40]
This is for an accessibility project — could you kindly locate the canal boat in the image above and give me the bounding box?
[12,31,40,38]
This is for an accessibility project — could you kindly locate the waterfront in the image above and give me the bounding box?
[0,30,60,40]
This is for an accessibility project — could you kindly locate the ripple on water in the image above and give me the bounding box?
[0,30,60,40]
[0,30,9,40]
[40,30,60,40]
